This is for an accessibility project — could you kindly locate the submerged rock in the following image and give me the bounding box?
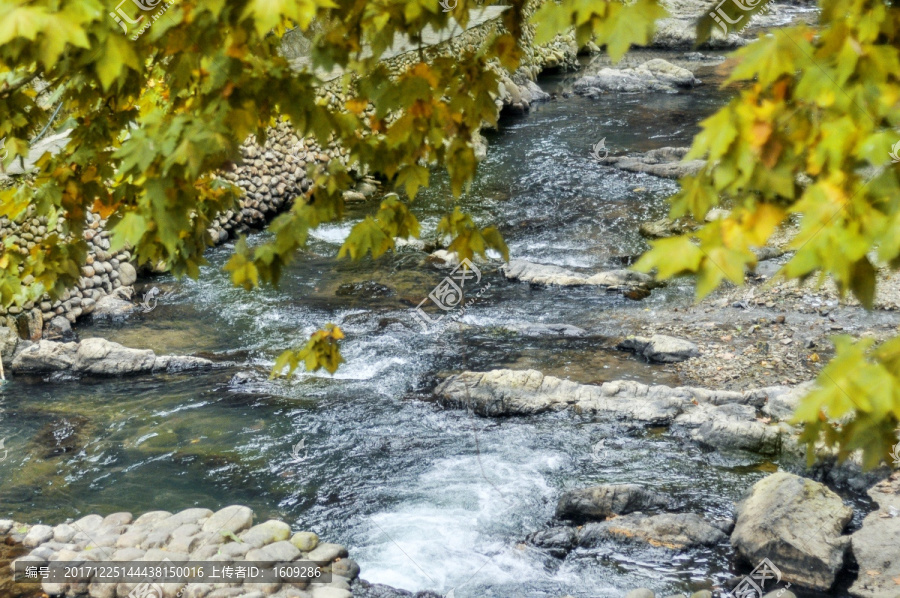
[556,484,672,522]
[574,59,700,96]
[731,472,853,591]
[849,472,900,597]
[335,281,395,298]
[617,334,699,363]
[11,338,213,377]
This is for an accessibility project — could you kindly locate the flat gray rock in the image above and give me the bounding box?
[618,334,699,363]
[11,338,212,377]
[501,259,655,290]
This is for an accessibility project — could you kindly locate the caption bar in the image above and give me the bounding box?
[13,561,331,584]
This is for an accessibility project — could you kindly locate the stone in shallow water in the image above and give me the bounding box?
[617,334,699,363]
[848,472,900,598]
[731,472,852,591]
[556,484,672,522]
[577,512,727,550]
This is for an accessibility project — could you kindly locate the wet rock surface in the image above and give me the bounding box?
[501,259,656,294]
[11,338,213,377]
[618,334,700,363]
[574,59,701,95]
[435,369,790,435]
[599,147,705,179]
[556,484,672,522]
[529,512,729,553]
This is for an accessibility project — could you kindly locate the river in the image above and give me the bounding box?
[0,55,836,597]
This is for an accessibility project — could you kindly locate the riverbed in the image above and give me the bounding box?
[0,56,847,597]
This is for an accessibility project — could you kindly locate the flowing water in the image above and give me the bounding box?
[0,57,840,597]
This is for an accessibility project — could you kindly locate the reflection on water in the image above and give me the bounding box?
[0,63,805,597]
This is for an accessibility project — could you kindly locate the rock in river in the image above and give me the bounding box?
[530,512,728,553]
[556,484,672,522]
[849,472,900,597]
[501,259,655,292]
[617,334,700,363]
[731,472,853,591]
[574,59,700,95]
[11,338,213,377]
[600,147,705,180]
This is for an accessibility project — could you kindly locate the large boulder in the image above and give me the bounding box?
[556,484,671,522]
[849,472,900,597]
[574,59,700,96]
[731,472,853,591]
[11,338,212,377]
[618,334,699,363]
